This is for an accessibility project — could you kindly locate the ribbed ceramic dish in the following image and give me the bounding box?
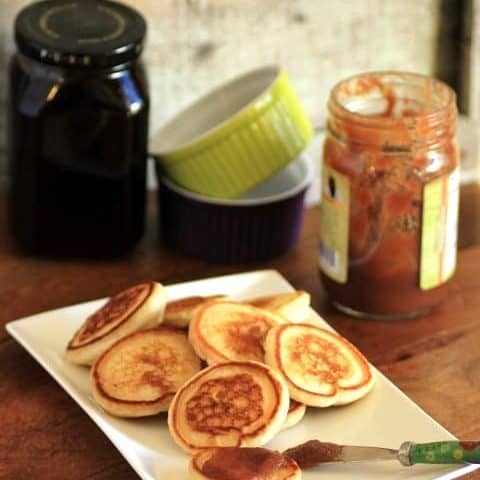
[151,66,313,198]
[158,155,312,264]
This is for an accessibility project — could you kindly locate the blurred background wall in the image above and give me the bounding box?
[469,0,480,117]
[0,0,473,194]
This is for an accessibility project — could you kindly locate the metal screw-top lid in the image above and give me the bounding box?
[15,0,146,68]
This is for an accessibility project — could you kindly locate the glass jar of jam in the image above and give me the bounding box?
[8,0,149,257]
[319,72,459,319]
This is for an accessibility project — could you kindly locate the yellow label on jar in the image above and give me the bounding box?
[420,168,459,290]
[318,165,350,283]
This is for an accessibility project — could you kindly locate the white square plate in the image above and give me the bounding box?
[6,270,478,480]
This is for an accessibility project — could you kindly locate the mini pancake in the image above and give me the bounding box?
[189,447,301,480]
[189,302,287,365]
[66,282,167,365]
[91,326,201,417]
[264,323,375,407]
[248,291,311,323]
[281,399,307,430]
[163,295,227,328]
[168,361,290,454]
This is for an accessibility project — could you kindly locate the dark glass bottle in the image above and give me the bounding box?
[8,0,149,257]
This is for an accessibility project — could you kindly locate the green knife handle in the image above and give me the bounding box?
[409,441,480,465]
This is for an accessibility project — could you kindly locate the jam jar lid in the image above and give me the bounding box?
[14,0,146,68]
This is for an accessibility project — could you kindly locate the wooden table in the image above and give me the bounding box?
[1,186,480,480]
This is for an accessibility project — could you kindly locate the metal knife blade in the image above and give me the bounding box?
[284,440,480,468]
[337,445,399,463]
[283,440,401,468]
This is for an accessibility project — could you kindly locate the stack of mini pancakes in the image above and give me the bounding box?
[66,283,375,480]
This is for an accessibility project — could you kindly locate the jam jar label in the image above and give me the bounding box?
[420,167,460,290]
[319,165,350,283]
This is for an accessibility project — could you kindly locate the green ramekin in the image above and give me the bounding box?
[151,66,313,199]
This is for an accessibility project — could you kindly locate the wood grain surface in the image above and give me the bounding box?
[1,185,480,479]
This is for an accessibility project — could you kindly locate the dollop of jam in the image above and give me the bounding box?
[200,447,292,480]
[284,440,342,468]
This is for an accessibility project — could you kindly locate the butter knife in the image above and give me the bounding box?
[284,440,480,468]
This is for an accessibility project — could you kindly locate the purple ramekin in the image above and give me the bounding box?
[157,155,312,264]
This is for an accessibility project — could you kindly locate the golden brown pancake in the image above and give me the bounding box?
[163,295,227,328]
[91,326,201,417]
[189,447,301,480]
[281,399,306,430]
[66,282,167,365]
[248,291,311,323]
[264,323,375,407]
[168,361,290,453]
[188,302,287,365]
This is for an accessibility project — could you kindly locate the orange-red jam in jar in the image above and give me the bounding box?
[319,72,459,319]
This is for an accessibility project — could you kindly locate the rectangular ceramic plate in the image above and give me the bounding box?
[6,270,478,480]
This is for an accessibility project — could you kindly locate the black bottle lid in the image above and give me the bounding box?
[15,0,146,68]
